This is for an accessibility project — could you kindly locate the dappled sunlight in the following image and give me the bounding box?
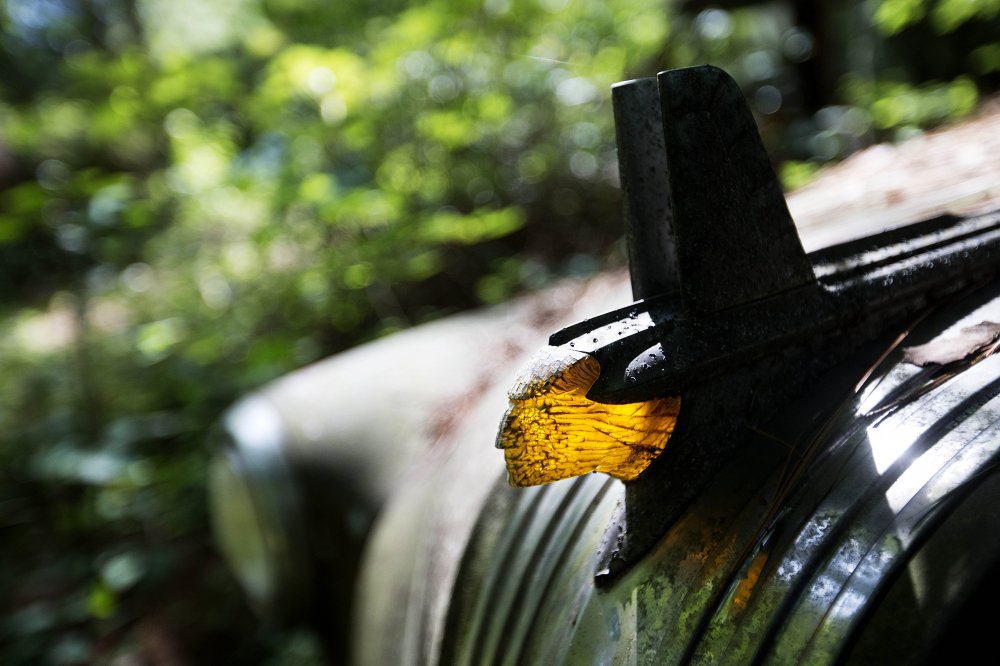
[2,0,999,662]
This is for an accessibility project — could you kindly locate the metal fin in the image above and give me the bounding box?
[612,77,680,303]
[658,65,815,315]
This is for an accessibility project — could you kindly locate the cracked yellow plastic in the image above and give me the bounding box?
[496,345,680,487]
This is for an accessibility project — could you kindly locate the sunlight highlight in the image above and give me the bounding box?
[496,345,680,487]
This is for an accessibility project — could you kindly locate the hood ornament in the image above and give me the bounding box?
[496,65,1000,511]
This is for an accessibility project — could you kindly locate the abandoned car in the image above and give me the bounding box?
[209,67,1000,664]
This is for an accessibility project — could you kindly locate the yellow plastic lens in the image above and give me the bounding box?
[496,345,680,487]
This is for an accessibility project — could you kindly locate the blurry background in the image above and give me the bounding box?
[0,0,997,663]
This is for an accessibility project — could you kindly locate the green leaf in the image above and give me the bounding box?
[87,582,116,620]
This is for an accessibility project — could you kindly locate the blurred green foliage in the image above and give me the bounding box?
[0,0,997,663]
